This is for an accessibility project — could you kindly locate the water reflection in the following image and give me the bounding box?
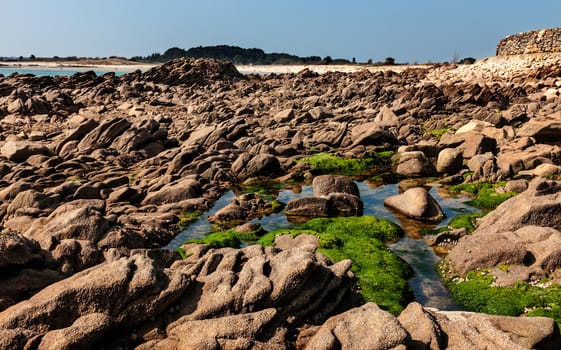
[166,180,477,311]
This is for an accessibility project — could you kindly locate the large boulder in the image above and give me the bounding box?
[312,175,359,197]
[0,254,190,346]
[396,151,436,177]
[384,187,445,222]
[142,177,201,206]
[474,178,561,234]
[286,175,363,218]
[302,303,408,349]
[24,199,108,249]
[0,141,51,163]
[436,147,463,174]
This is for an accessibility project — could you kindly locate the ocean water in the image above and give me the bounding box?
[0,67,128,77]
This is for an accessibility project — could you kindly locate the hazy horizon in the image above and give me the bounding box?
[3,0,561,63]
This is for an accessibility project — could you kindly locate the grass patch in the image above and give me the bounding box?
[258,216,412,314]
[450,182,516,210]
[186,225,266,249]
[441,266,561,327]
[298,151,393,176]
[447,212,485,233]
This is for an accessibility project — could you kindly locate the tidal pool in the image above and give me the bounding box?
[165,180,478,310]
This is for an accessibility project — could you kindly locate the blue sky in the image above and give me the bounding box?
[2,0,560,63]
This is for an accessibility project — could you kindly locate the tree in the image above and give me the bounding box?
[322,56,332,64]
[384,57,395,65]
[29,54,36,60]
[352,57,356,64]
[367,58,373,65]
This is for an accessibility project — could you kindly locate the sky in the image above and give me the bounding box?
[2,0,560,63]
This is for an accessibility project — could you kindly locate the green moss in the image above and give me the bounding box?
[450,182,517,210]
[298,152,393,176]
[442,266,561,327]
[187,225,266,248]
[447,212,485,233]
[258,216,412,314]
[178,211,201,230]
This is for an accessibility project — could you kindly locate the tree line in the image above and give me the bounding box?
[130,45,353,65]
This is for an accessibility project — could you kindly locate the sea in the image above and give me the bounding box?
[0,67,130,77]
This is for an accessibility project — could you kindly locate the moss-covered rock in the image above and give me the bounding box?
[259,216,412,314]
[298,151,393,176]
[449,182,517,210]
[440,265,561,328]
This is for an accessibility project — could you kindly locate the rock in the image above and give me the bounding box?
[142,178,201,206]
[303,303,409,349]
[347,121,397,147]
[462,132,497,158]
[24,199,108,248]
[155,309,278,350]
[285,197,330,217]
[0,254,190,341]
[475,178,561,234]
[77,117,131,153]
[518,111,561,143]
[312,175,359,197]
[1,141,51,162]
[233,153,283,181]
[445,230,528,276]
[7,99,25,114]
[398,302,443,350]
[396,151,436,177]
[384,187,445,222]
[273,108,295,123]
[431,309,560,349]
[6,189,54,217]
[0,232,41,268]
[37,313,113,350]
[436,147,463,174]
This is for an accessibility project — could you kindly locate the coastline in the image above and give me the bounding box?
[0,60,156,73]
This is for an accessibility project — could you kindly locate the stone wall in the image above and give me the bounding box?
[497,28,561,56]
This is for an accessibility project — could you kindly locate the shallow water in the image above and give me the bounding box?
[166,180,478,310]
[0,67,128,77]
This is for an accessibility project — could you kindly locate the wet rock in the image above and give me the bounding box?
[312,175,359,197]
[384,187,445,222]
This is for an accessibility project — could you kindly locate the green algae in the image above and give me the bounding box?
[450,182,517,210]
[258,216,413,315]
[298,151,393,176]
[441,265,561,327]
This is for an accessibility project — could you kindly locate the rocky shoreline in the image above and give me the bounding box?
[1,55,561,349]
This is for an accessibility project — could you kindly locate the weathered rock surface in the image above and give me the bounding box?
[286,175,363,218]
[0,54,560,348]
[384,186,445,222]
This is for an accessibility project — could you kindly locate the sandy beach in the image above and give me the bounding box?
[0,59,432,75]
[0,59,155,73]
